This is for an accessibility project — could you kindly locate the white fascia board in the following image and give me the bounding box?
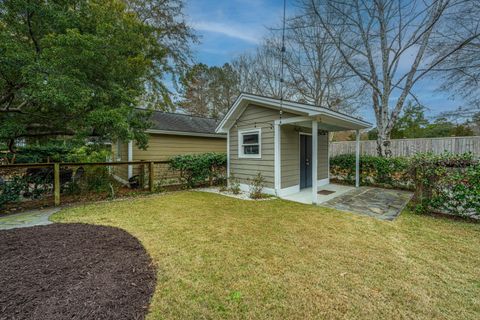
[216,93,371,133]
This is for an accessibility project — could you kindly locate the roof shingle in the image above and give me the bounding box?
[149,111,222,135]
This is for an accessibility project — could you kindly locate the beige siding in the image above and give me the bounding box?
[229,104,296,188]
[280,127,329,189]
[281,125,300,188]
[229,104,330,190]
[133,134,226,161]
[111,141,129,180]
[112,134,226,181]
[318,133,329,180]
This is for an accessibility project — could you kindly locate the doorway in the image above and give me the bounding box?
[300,134,312,189]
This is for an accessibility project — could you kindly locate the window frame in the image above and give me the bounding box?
[238,128,262,159]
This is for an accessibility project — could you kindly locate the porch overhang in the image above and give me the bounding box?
[216,93,372,133]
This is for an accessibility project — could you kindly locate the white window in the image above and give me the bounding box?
[238,129,261,158]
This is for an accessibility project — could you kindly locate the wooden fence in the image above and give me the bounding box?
[329,136,480,158]
[0,160,169,207]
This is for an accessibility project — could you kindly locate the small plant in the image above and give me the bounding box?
[248,172,265,199]
[228,174,241,194]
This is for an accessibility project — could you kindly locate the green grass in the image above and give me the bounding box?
[52,191,480,319]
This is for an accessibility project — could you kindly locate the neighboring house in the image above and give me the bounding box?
[216,93,371,204]
[114,111,226,182]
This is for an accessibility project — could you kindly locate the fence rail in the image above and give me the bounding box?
[0,160,172,210]
[330,136,480,158]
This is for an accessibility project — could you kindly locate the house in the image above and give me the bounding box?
[114,111,226,182]
[216,93,371,204]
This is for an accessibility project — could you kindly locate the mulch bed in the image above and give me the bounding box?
[0,223,156,320]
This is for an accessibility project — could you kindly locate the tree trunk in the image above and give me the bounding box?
[376,126,392,157]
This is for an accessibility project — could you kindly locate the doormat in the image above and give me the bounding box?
[318,190,335,195]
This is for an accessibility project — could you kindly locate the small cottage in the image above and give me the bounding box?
[114,111,226,183]
[216,93,371,204]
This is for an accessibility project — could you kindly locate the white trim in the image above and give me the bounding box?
[227,131,230,179]
[311,121,318,205]
[317,178,330,189]
[239,183,276,196]
[216,93,371,133]
[127,140,133,179]
[238,183,299,197]
[147,129,226,139]
[278,184,300,196]
[274,116,312,125]
[238,128,262,159]
[274,124,281,195]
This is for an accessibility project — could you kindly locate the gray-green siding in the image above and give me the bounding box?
[229,104,330,190]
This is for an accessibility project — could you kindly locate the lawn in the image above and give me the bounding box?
[52,191,480,319]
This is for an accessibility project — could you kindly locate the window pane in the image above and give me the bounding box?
[244,145,259,155]
[243,133,259,144]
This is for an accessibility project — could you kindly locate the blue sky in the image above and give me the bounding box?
[184,0,465,123]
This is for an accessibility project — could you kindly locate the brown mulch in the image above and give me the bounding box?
[0,224,156,320]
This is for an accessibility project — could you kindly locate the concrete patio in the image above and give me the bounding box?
[283,184,413,220]
[283,184,355,204]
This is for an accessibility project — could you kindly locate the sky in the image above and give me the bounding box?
[184,0,466,124]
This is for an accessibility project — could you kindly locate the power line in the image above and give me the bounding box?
[279,0,287,124]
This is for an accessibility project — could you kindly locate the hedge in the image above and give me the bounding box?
[169,152,227,188]
[330,152,479,219]
[410,152,479,218]
[330,154,412,190]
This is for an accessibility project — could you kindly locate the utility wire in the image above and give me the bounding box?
[279,0,287,124]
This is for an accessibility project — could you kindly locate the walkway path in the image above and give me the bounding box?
[321,187,413,221]
[0,208,60,230]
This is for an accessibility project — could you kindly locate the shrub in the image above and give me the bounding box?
[330,154,411,189]
[0,176,28,209]
[169,152,227,188]
[248,172,266,199]
[410,152,479,218]
[228,174,241,194]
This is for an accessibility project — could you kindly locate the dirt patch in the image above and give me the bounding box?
[0,223,156,320]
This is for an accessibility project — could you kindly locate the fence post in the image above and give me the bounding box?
[149,162,155,192]
[54,163,60,206]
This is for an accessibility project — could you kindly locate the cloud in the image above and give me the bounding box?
[192,21,262,44]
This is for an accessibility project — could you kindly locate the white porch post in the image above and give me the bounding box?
[127,140,133,179]
[312,121,318,205]
[355,129,360,187]
[274,123,281,195]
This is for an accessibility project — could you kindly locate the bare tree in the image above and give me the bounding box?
[307,0,480,156]
[284,8,366,114]
[430,1,480,118]
[232,38,296,100]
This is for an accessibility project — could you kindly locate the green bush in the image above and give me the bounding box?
[330,154,411,189]
[0,176,28,209]
[169,152,227,188]
[410,152,479,218]
[248,172,266,199]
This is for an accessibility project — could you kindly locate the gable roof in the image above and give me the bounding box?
[147,111,225,138]
[216,93,372,133]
